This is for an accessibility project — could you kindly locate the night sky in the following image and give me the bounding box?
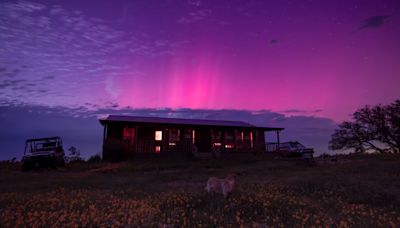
[1,0,399,159]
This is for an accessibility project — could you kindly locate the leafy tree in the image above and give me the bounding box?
[329,100,400,153]
[67,146,83,163]
[68,146,80,157]
[87,154,102,163]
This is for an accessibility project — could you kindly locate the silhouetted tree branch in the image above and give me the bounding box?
[329,100,400,153]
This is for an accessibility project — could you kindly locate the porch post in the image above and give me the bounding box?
[134,126,138,153]
[276,130,280,152]
[163,128,169,152]
[134,126,138,141]
[233,129,236,152]
[103,125,107,140]
[221,129,226,153]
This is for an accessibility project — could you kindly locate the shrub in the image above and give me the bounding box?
[87,154,102,163]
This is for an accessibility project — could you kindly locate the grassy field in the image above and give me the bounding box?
[1,154,400,227]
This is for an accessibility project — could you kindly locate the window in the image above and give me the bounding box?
[211,130,221,141]
[123,127,134,141]
[213,142,221,147]
[169,129,180,145]
[225,132,234,140]
[211,130,222,148]
[250,132,254,148]
[244,132,250,140]
[184,130,192,139]
[155,146,161,153]
[225,131,234,145]
[183,129,195,144]
[155,131,162,141]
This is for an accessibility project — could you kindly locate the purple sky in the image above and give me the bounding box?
[0,0,399,159]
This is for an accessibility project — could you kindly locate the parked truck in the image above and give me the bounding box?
[22,137,65,170]
[266,141,314,159]
[279,141,314,156]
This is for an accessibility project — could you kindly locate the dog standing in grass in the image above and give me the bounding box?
[205,174,236,198]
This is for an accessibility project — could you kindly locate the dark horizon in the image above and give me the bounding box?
[0,104,337,160]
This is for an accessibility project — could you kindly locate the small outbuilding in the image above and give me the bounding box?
[99,115,283,161]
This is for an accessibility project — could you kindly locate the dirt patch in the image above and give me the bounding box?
[87,163,130,173]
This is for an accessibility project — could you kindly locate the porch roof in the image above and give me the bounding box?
[99,115,284,131]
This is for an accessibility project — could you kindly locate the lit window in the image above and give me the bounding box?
[241,132,244,142]
[225,144,234,149]
[155,146,161,153]
[250,132,254,148]
[169,142,176,146]
[123,127,134,141]
[192,130,195,144]
[155,131,162,141]
[213,142,221,147]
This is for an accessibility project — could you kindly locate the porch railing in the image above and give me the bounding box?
[266,143,280,152]
[103,138,266,160]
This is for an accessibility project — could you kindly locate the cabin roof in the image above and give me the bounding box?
[99,115,284,131]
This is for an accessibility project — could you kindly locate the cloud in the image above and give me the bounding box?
[188,0,202,7]
[357,15,390,30]
[0,0,180,108]
[41,75,55,80]
[178,9,211,24]
[0,67,21,78]
[281,109,322,114]
[270,39,279,44]
[0,79,27,89]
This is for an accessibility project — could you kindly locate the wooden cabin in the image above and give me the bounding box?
[99,115,284,161]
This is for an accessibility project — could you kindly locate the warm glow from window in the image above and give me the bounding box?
[250,132,254,148]
[192,130,195,144]
[123,127,134,141]
[155,146,161,153]
[241,132,244,142]
[213,142,221,147]
[169,142,176,146]
[225,144,234,148]
[155,131,162,141]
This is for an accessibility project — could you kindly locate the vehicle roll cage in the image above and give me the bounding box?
[24,137,63,155]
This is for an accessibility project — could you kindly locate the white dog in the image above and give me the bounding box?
[205,174,236,198]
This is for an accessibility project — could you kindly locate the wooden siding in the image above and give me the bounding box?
[102,124,270,161]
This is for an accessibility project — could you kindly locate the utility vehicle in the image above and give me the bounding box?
[22,137,65,170]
